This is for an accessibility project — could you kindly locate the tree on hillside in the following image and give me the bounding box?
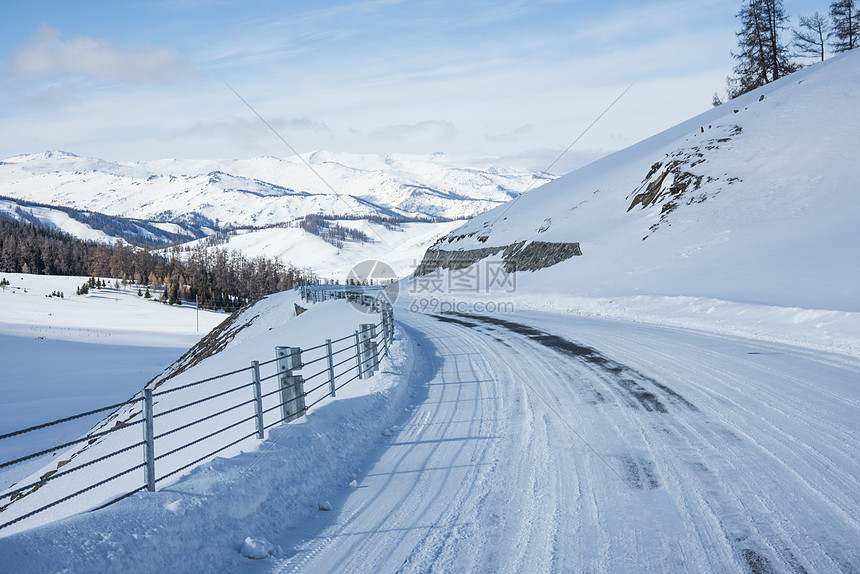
[728,0,797,98]
[794,12,832,61]
[830,0,858,51]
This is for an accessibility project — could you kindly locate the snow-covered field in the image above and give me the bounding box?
[0,274,227,487]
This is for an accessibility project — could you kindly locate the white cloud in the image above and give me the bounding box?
[279,118,331,133]
[371,120,457,143]
[11,25,197,85]
[167,116,332,158]
[486,123,534,142]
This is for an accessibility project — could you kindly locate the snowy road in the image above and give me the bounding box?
[258,309,860,573]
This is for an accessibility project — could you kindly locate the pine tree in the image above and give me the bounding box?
[794,12,832,61]
[831,0,858,52]
[144,286,151,299]
[729,0,797,98]
[168,281,179,305]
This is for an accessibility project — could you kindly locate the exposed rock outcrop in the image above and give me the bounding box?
[414,240,581,275]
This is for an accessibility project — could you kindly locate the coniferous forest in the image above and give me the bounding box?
[721,0,857,100]
[0,214,316,312]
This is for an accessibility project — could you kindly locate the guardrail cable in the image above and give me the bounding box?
[1,419,144,470]
[0,285,395,534]
[152,365,253,398]
[155,415,257,462]
[0,464,147,532]
[0,398,141,441]
[154,381,255,419]
[155,430,259,484]
[154,400,256,441]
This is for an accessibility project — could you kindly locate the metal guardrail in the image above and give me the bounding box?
[0,290,394,534]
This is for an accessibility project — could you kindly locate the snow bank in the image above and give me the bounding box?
[513,293,860,359]
[0,291,418,574]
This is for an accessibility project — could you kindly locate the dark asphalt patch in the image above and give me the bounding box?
[436,312,698,413]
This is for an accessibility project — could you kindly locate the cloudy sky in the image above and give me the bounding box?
[1,0,823,171]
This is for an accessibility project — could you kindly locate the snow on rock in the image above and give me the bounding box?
[239,536,275,559]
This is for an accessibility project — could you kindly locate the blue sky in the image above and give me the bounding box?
[0,0,825,170]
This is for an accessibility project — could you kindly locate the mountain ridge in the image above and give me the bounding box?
[0,150,550,228]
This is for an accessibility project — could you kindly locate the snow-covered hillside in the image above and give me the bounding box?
[0,150,548,228]
[179,219,464,279]
[417,50,860,314]
[1,150,550,279]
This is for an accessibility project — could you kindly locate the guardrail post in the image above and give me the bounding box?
[359,323,377,378]
[369,324,379,374]
[142,388,156,492]
[381,310,391,357]
[251,360,265,439]
[354,330,363,379]
[276,346,306,423]
[326,339,336,398]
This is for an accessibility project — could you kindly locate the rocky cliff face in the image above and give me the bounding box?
[414,240,581,275]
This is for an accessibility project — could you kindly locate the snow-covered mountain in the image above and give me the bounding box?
[0,150,551,278]
[0,150,548,228]
[416,50,860,313]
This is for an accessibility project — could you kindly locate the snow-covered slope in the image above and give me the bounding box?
[0,150,548,227]
[0,273,227,489]
[180,219,464,279]
[0,288,408,541]
[0,197,210,246]
[419,51,860,313]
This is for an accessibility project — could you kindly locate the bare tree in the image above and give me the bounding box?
[729,0,797,98]
[794,12,832,61]
[830,0,858,52]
